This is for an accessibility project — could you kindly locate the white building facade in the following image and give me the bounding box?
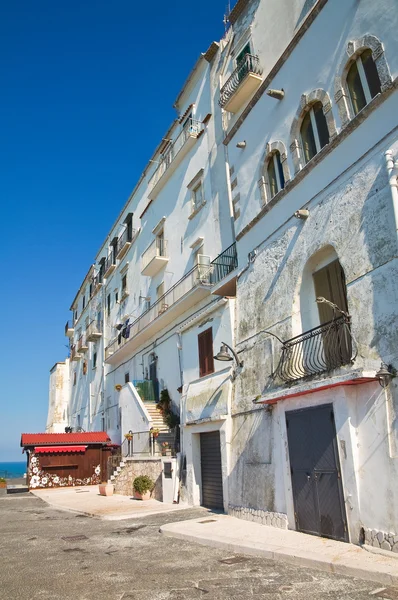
[50,0,398,549]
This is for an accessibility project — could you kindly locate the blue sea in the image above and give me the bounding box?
[0,462,27,479]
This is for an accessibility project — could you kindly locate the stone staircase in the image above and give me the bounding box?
[144,402,176,450]
[108,403,175,483]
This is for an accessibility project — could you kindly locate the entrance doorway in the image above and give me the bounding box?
[149,353,159,403]
[286,404,348,542]
[200,431,223,510]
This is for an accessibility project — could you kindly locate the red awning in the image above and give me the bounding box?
[34,446,87,454]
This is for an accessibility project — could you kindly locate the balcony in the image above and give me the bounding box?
[70,345,82,362]
[93,272,103,294]
[105,263,213,363]
[141,239,169,277]
[65,320,75,337]
[276,316,354,384]
[209,243,238,296]
[148,119,204,200]
[116,227,137,260]
[219,54,263,113]
[86,320,102,342]
[77,335,88,354]
[103,252,116,279]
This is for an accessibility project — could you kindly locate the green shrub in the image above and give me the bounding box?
[0,477,6,483]
[133,475,154,495]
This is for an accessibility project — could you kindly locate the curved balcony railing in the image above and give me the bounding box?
[219,54,262,108]
[276,316,354,383]
[209,243,238,285]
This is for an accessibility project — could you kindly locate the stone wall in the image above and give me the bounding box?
[229,505,288,529]
[364,527,398,553]
[113,458,163,501]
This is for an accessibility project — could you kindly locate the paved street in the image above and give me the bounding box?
[1,493,397,600]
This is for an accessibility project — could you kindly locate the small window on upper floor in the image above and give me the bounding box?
[300,102,330,164]
[107,293,111,317]
[82,295,86,310]
[124,372,130,384]
[198,327,214,378]
[266,152,285,199]
[236,42,251,68]
[93,352,97,369]
[346,49,381,116]
[188,169,205,217]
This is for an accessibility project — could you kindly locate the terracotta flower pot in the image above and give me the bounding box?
[99,483,114,496]
[133,490,151,501]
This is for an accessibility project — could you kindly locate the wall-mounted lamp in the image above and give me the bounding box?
[376,362,396,388]
[266,89,285,100]
[294,209,309,219]
[236,141,246,149]
[214,342,243,368]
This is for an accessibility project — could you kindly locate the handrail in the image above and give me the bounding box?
[219,54,262,108]
[104,250,115,273]
[149,119,204,188]
[210,242,238,285]
[105,263,211,358]
[116,227,136,256]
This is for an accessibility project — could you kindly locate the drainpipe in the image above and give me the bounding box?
[385,150,398,249]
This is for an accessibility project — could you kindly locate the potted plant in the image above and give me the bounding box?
[150,427,160,438]
[99,481,114,496]
[124,432,133,441]
[133,475,154,500]
[0,477,6,489]
[161,442,172,456]
[115,384,122,392]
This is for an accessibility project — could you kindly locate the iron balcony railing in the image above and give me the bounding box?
[276,316,354,383]
[149,119,204,189]
[209,243,238,285]
[116,227,136,257]
[105,263,212,359]
[142,238,168,270]
[103,250,116,274]
[93,271,103,289]
[219,54,263,108]
[133,380,157,403]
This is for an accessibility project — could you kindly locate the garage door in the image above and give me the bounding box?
[200,431,223,509]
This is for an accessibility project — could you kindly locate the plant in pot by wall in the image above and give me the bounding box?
[161,442,172,456]
[150,427,160,438]
[133,475,154,500]
[115,384,122,392]
[124,432,133,441]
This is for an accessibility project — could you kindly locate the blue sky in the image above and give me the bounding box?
[0,0,229,461]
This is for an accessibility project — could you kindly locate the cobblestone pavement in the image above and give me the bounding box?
[1,494,397,600]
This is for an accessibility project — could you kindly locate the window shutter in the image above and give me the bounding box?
[198,328,214,377]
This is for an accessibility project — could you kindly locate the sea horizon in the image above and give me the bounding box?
[0,461,27,479]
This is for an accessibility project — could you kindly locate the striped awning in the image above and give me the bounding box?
[34,446,87,454]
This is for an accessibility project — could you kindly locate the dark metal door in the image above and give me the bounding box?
[286,404,348,542]
[149,356,159,403]
[200,431,224,510]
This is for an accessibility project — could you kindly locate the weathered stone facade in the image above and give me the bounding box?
[364,528,398,553]
[229,505,288,529]
[113,458,163,501]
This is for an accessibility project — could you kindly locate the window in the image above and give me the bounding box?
[73,371,76,386]
[312,259,351,366]
[115,291,119,304]
[93,352,97,369]
[156,230,165,257]
[198,327,214,377]
[347,49,381,116]
[192,181,204,211]
[107,293,111,317]
[122,275,127,295]
[124,372,130,384]
[300,102,329,164]
[266,152,285,199]
[82,295,86,310]
[236,42,251,67]
[89,283,93,298]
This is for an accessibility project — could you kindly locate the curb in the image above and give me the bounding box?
[160,526,398,587]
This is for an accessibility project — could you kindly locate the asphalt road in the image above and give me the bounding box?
[0,493,396,600]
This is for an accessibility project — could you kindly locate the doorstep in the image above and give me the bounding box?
[160,514,398,586]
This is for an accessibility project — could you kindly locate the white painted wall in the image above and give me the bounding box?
[46,361,69,433]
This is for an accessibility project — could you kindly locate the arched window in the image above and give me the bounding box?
[346,49,381,116]
[266,151,285,199]
[300,102,330,164]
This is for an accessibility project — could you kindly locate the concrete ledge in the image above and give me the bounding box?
[160,515,398,587]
